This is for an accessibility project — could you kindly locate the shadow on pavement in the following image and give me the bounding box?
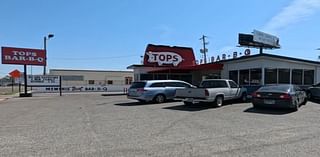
[114,101,156,106]
[163,103,216,112]
[244,107,295,115]
[114,100,182,107]
[309,99,320,104]
[163,100,236,112]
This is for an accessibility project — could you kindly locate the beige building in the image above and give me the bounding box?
[47,69,133,92]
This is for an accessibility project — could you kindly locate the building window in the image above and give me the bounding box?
[250,68,262,85]
[125,77,133,85]
[304,70,314,85]
[278,69,290,84]
[88,80,95,85]
[107,80,113,85]
[292,69,303,85]
[239,70,249,85]
[140,74,153,80]
[155,74,167,80]
[265,68,277,84]
[62,75,84,81]
[229,70,238,84]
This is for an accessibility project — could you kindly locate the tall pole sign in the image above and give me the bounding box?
[2,47,47,97]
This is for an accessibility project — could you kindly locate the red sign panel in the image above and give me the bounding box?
[1,47,46,66]
[143,44,196,67]
[9,69,21,78]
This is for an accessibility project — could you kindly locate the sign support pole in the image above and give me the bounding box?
[20,64,32,97]
[24,64,27,96]
[59,76,62,96]
[11,77,14,93]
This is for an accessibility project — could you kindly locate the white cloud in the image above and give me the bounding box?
[263,0,320,33]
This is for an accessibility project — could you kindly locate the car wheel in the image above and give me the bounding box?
[154,94,166,103]
[307,92,313,100]
[302,97,307,105]
[215,96,223,107]
[293,101,299,112]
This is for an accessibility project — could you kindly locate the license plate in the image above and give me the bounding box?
[264,99,275,104]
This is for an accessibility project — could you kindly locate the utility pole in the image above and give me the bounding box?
[200,35,209,64]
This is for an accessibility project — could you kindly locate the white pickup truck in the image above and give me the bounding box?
[175,79,247,107]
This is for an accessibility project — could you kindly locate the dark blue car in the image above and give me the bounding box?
[252,84,307,111]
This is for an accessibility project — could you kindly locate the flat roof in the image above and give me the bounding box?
[50,69,133,73]
[218,53,320,65]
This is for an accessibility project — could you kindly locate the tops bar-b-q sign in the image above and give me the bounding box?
[1,47,46,66]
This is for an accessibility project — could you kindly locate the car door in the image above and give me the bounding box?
[216,80,231,100]
[164,82,179,99]
[149,82,166,98]
[165,82,191,99]
[294,86,304,105]
[228,80,240,98]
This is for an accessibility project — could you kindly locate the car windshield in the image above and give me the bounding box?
[258,85,291,92]
[129,82,146,88]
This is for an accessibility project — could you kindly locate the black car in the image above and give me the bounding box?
[252,84,307,111]
[306,83,320,100]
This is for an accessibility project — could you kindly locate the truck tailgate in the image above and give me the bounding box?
[175,88,207,99]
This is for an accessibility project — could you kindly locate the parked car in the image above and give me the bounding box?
[306,83,320,100]
[127,80,195,103]
[175,79,247,107]
[251,84,307,111]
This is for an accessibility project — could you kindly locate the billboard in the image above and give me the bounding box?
[253,30,280,48]
[2,47,46,66]
[27,75,60,87]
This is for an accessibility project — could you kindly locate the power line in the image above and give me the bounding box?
[52,54,139,60]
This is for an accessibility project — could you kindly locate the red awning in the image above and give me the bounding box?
[148,63,223,73]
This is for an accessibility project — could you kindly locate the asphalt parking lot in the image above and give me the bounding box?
[1,93,320,157]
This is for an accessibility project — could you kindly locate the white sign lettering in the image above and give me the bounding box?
[147,51,183,66]
[27,75,60,87]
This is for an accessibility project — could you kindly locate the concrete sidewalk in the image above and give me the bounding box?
[0,91,127,102]
[101,92,127,96]
[0,94,17,102]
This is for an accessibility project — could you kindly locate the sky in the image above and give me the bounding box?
[1,0,320,77]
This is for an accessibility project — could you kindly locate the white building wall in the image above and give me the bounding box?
[45,69,134,92]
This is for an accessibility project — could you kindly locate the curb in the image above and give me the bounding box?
[101,93,127,96]
[0,97,10,102]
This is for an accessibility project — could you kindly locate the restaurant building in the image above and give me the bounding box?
[128,44,320,90]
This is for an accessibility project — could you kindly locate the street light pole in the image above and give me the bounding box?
[43,34,54,75]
